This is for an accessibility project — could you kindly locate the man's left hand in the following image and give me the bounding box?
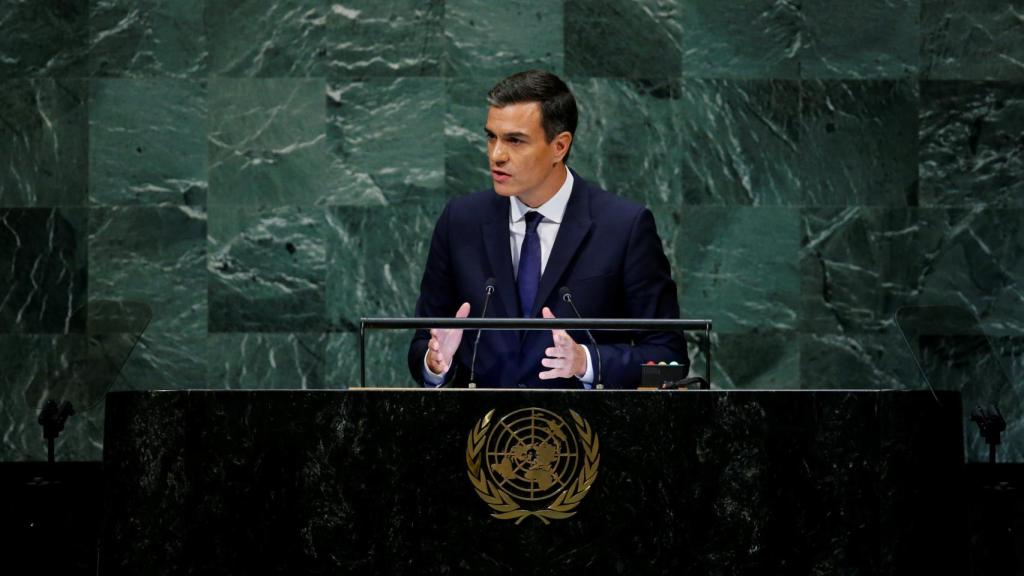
[539,307,586,380]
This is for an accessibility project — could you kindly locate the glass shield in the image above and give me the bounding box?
[895,305,1022,463]
[23,300,153,414]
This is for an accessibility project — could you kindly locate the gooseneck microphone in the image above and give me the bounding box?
[468,277,497,389]
[559,287,604,390]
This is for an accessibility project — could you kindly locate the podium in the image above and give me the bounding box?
[101,390,965,575]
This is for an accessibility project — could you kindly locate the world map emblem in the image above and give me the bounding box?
[466,408,600,524]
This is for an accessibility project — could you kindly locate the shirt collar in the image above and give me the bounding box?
[510,167,574,224]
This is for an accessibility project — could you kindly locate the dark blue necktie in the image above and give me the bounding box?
[517,211,542,317]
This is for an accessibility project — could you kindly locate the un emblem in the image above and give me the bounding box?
[466,408,600,524]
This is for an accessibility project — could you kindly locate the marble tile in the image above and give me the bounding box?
[205,0,325,77]
[0,79,89,208]
[444,76,503,199]
[89,79,207,206]
[325,202,443,330]
[799,80,919,206]
[88,207,207,333]
[114,330,208,391]
[208,78,328,207]
[801,0,919,79]
[569,78,682,214]
[0,209,88,334]
[920,81,1024,207]
[565,0,682,78]
[326,0,444,77]
[800,207,1024,336]
[0,334,107,460]
[208,333,327,390]
[326,331,419,389]
[678,79,801,206]
[674,206,801,334]
[922,0,1024,80]
[88,0,207,77]
[799,331,921,389]
[443,0,563,77]
[0,0,88,77]
[679,0,801,79]
[691,330,800,390]
[325,78,444,206]
[208,205,327,332]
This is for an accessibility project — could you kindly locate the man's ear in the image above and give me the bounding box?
[552,131,572,164]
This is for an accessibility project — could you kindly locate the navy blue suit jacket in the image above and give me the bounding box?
[407,172,687,389]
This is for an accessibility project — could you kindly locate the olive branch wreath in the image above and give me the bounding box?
[466,409,600,525]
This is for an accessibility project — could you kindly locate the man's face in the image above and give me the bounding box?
[485,102,569,207]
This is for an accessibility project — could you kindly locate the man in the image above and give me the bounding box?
[407,70,686,389]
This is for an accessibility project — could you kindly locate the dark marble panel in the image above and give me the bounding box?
[800,208,1024,335]
[0,0,87,77]
[800,80,919,206]
[679,0,801,79]
[88,207,207,333]
[88,0,207,77]
[0,209,87,334]
[208,78,327,207]
[922,0,1024,80]
[89,79,207,206]
[444,0,563,77]
[325,202,441,330]
[0,79,88,207]
[325,78,443,206]
[326,0,444,77]
[444,76,501,199]
[205,0,324,77]
[679,79,801,206]
[801,0,919,79]
[326,331,417,389]
[565,0,682,78]
[920,81,1024,207]
[208,205,326,332]
[99,390,965,574]
[208,333,327,390]
[674,207,801,334]
[569,78,681,215]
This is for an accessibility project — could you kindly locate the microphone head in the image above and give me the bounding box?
[484,277,497,293]
[559,286,572,302]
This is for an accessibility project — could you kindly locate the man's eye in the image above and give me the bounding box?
[508,138,521,145]
[486,134,496,141]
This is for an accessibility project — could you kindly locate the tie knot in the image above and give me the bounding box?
[524,211,542,232]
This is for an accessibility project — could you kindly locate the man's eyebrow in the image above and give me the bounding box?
[483,128,530,139]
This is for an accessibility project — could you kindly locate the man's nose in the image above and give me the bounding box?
[490,142,508,164]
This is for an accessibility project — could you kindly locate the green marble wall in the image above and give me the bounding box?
[1,0,1021,461]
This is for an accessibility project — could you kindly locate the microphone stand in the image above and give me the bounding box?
[560,288,604,390]
[468,279,496,389]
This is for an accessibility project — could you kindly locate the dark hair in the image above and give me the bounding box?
[487,70,578,163]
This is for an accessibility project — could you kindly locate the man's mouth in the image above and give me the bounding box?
[492,169,511,183]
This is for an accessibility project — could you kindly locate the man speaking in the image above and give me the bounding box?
[407,70,686,389]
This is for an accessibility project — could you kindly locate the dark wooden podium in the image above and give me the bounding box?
[100,390,966,575]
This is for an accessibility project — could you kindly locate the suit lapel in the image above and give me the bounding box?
[481,195,520,318]
[529,177,593,318]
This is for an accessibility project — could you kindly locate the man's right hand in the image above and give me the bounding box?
[426,302,471,375]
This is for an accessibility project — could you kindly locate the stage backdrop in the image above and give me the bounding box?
[1,0,1022,461]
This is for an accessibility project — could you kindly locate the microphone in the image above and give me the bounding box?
[559,287,603,390]
[468,277,497,389]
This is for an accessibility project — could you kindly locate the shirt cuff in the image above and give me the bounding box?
[579,344,595,389]
[422,350,446,387]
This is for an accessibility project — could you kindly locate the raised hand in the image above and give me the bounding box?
[539,307,586,380]
[426,302,471,375]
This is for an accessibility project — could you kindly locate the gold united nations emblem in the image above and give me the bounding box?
[466,408,600,524]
